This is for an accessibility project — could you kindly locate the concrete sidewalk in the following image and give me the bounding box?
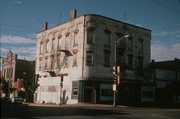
[23,102,129,108]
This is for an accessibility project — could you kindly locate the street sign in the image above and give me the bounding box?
[113,84,116,91]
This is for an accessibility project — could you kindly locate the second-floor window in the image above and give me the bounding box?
[138,56,143,70]
[116,53,122,66]
[86,51,93,65]
[104,52,110,67]
[73,53,77,67]
[44,58,48,70]
[51,56,55,69]
[57,55,60,68]
[128,55,133,69]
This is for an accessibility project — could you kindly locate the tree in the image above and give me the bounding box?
[24,74,39,102]
[1,77,13,97]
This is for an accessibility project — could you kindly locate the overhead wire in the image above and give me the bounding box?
[19,0,43,24]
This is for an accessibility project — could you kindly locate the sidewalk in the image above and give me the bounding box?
[23,102,129,108]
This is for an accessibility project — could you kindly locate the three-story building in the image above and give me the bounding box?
[35,10,151,104]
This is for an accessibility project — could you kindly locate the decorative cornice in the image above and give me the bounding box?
[45,39,49,43]
[39,57,42,61]
[74,29,79,34]
[45,56,48,59]
[65,32,70,37]
[57,35,62,39]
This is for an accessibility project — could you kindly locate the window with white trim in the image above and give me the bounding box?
[86,51,93,65]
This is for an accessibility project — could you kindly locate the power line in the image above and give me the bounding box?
[19,0,43,24]
[154,0,180,15]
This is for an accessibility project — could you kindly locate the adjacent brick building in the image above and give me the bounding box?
[1,51,35,98]
[148,58,180,104]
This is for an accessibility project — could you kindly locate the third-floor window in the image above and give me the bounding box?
[52,38,56,51]
[128,55,133,69]
[128,38,133,51]
[104,30,111,46]
[139,39,144,53]
[104,52,110,67]
[87,29,94,45]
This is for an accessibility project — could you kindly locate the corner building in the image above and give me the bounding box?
[35,12,151,104]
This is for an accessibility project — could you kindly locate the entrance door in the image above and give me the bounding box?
[84,88,93,102]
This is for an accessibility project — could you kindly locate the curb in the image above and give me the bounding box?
[23,103,63,107]
[23,102,129,108]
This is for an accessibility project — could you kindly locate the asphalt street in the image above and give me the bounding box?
[1,103,180,119]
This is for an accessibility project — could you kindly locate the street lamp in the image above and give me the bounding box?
[113,34,131,107]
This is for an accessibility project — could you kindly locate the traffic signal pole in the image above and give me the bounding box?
[60,76,63,105]
[112,34,129,107]
[113,36,117,107]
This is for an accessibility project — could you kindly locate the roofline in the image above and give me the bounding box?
[84,14,151,31]
[37,14,151,34]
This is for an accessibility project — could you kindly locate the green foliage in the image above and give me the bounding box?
[24,74,39,102]
[0,77,12,97]
[28,74,39,94]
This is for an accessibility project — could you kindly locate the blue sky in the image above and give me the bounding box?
[0,0,180,61]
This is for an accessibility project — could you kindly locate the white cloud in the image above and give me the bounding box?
[16,0,22,4]
[151,41,180,61]
[0,47,36,61]
[0,35,36,44]
[152,31,172,37]
[176,35,180,37]
[153,30,180,37]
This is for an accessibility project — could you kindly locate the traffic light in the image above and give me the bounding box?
[117,66,120,74]
[113,75,117,84]
[112,66,117,75]
[60,82,63,87]
[117,75,120,85]
[61,76,64,82]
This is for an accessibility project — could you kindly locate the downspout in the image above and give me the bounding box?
[82,15,86,78]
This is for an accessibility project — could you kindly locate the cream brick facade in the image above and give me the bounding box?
[35,14,151,104]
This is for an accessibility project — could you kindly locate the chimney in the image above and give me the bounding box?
[42,22,48,31]
[70,9,77,20]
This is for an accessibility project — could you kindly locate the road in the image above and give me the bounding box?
[1,103,180,119]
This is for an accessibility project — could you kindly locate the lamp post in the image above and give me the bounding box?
[113,34,130,107]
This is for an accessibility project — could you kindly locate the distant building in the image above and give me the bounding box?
[148,58,180,104]
[35,10,151,104]
[1,51,35,99]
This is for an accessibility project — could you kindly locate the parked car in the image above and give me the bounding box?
[10,97,24,104]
